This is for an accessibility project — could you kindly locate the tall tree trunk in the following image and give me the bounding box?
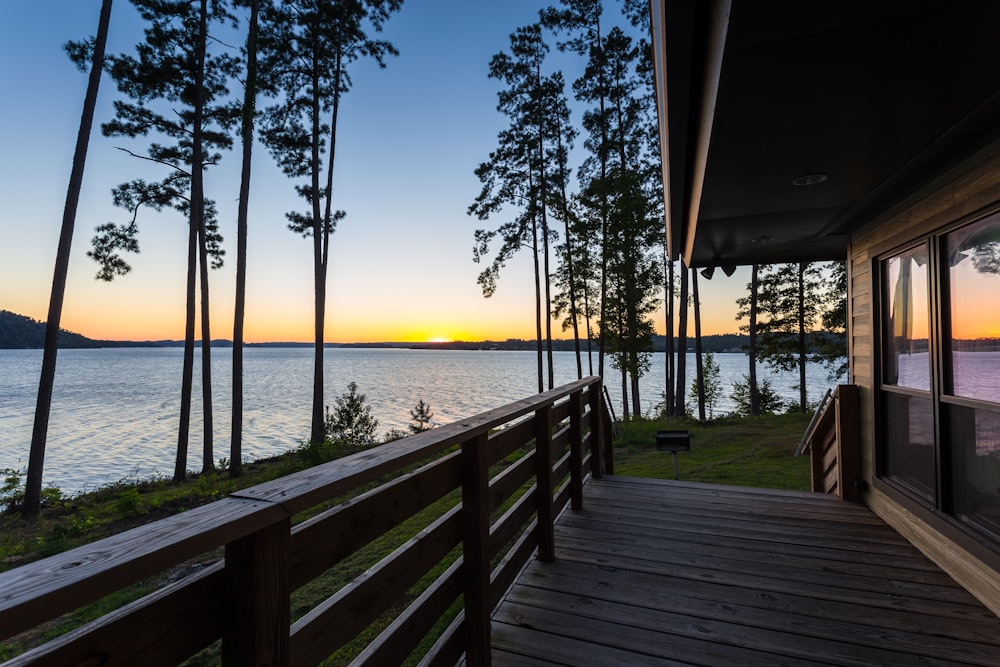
[176,207,198,483]
[556,133,582,379]
[175,0,208,483]
[193,0,213,474]
[596,23,609,380]
[620,365,629,421]
[24,0,113,518]
[309,46,325,445]
[693,269,706,422]
[526,161,544,393]
[630,361,641,417]
[318,48,343,433]
[626,245,641,417]
[535,61,554,391]
[231,0,259,478]
[673,262,689,417]
[749,264,760,416]
[532,209,544,394]
[583,280,594,376]
[541,205,555,390]
[797,261,808,412]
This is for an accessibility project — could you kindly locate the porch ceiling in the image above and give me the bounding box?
[655,1,1000,267]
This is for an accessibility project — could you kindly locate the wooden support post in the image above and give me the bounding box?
[461,433,492,667]
[535,405,555,562]
[603,402,615,477]
[569,391,583,511]
[588,384,605,479]
[836,385,862,502]
[223,517,290,666]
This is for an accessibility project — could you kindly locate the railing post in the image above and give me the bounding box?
[569,390,584,511]
[223,517,290,666]
[461,433,492,667]
[835,385,862,502]
[603,397,615,476]
[535,405,555,562]
[588,381,605,479]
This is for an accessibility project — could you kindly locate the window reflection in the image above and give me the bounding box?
[883,245,930,390]
[946,214,1000,404]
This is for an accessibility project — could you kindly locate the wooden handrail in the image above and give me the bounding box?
[804,384,862,502]
[0,376,608,667]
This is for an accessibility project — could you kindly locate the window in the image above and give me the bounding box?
[880,243,935,500]
[878,211,1000,544]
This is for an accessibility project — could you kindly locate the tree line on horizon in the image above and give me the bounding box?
[468,0,847,424]
[22,0,404,518]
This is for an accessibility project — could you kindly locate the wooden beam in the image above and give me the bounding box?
[683,0,732,266]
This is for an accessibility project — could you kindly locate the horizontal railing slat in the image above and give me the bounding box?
[289,451,462,589]
[0,497,286,641]
[289,507,463,666]
[5,563,224,667]
[417,611,465,667]
[237,378,597,514]
[551,397,572,425]
[489,450,536,514]
[489,487,538,557]
[490,519,540,610]
[349,558,464,667]
[488,417,536,467]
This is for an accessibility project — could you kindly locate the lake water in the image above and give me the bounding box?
[0,347,838,495]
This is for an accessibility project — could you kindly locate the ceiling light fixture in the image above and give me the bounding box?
[792,172,828,186]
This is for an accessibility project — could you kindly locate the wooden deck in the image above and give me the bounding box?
[491,477,1000,666]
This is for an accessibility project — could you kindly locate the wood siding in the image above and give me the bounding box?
[849,137,1000,617]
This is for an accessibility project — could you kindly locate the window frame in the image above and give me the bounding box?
[874,205,1000,550]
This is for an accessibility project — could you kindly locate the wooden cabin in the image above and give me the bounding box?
[651,0,1000,617]
[4,2,1000,665]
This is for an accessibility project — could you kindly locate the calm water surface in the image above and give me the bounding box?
[0,347,836,494]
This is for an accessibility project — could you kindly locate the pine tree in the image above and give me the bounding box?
[735,264,763,415]
[230,0,264,477]
[23,0,114,519]
[89,0,240,482]
[542,0,613,378]
[471,24,567,393]
[260,0,402,444]
[692,268,706,421]
[814,261,849,381]
[753,262,825,412]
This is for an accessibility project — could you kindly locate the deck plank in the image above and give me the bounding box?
[492,476,1000,666]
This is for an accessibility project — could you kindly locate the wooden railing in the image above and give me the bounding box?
[802,384,862,502]
[0,377,610,666]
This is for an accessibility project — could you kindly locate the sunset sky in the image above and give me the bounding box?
[0,1,751,344]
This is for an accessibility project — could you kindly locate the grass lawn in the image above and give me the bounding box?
[612,411,814,491]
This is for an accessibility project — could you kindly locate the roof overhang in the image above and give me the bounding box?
[652,0,1000,267]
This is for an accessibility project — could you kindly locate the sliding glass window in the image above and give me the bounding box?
[880,244,935,501]
[944,213,1000,540]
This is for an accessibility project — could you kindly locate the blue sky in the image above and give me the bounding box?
[0,1,747,342]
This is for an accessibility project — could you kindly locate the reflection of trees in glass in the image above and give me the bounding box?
[950,214,1000,275]
[971,241,1000,275]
